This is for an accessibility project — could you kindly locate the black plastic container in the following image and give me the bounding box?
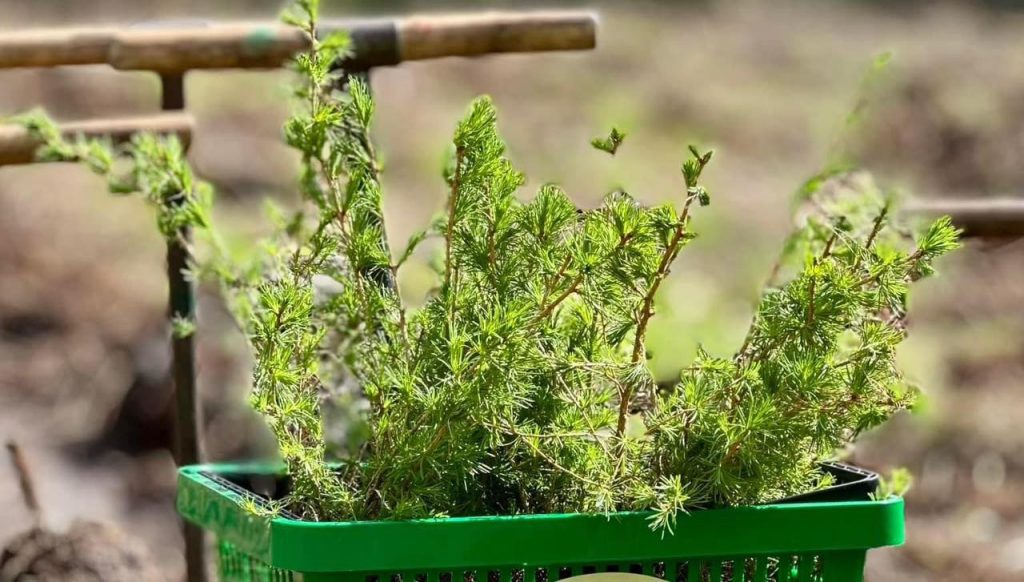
[775,462,879,504]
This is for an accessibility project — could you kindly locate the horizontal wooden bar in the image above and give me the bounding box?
[108,24,308,72]
[908,198,1024,239]
[0,12,597,73]
[397,11,597,62]
[0,112,194,166]
[0,27,115,68]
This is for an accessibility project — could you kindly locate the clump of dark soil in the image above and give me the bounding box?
[0,521,163,582]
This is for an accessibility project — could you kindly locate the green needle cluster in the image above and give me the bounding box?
[15,0,959,531]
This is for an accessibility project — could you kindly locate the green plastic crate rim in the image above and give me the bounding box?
[178,463,904,580]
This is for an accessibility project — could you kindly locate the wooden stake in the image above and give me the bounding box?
[5,441,43,527]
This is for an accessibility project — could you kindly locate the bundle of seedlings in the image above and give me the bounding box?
[16,0,958,533]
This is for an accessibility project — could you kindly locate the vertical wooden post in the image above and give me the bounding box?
[160,71,207,582]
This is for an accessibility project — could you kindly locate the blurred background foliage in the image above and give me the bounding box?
[1,0,1024,580]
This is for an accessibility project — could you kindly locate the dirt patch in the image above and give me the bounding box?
[1,522,163,582]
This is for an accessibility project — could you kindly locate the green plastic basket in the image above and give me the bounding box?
[177,464,904,582]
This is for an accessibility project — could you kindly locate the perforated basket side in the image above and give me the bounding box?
[182,464,900,582]
[218,541,295,582]
[215,539,868,582]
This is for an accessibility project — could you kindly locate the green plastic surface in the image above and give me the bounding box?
[178,464,904,582]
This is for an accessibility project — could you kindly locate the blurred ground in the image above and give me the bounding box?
[1,1,1023,580]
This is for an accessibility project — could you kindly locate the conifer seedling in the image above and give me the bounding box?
[16,0,959,530]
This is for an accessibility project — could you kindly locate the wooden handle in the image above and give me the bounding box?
[908,198,1024,239]
[0,27,114,68]
[397,11,597,61]
[0,112,194,166]
[0,11,597,72]
[109,25,309,72]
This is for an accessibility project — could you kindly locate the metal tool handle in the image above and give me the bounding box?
[0,11,597,72]
[0,112,194,166]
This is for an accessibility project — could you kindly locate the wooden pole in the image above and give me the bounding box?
[908,198,1024,239]
[0,12,597,72]
[157,73,207,582]
[0,27,114,68]
[0,113,193,166]
[396,11,596,61]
